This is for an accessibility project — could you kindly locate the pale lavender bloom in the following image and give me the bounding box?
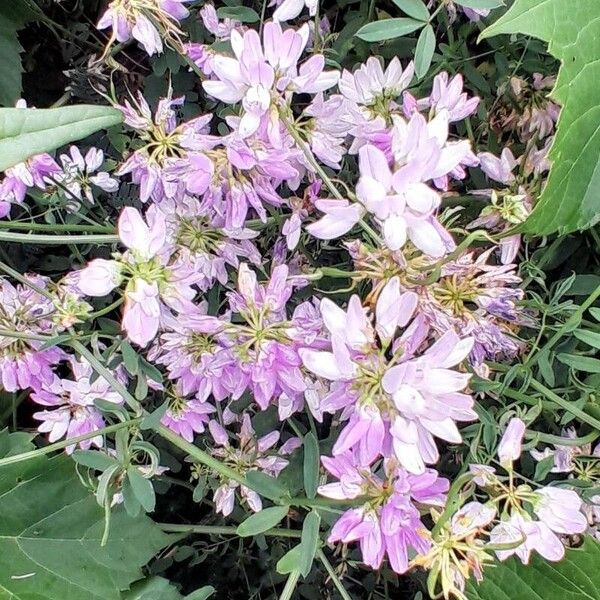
[203,22,339,139]
[115,92,216,203]
[160,382,215,442]
[272,0,318,22]
[97,0,191,55]
[303,93,352,169]
[530,427,591,473]
[0,277,65,391]
[52,146,119,205]
[77,206,200,347]
[425,73,480,122]
[209,414,298,515]
[533,487,587,534]
[419,248,527,364]
[31,357,124,453]
[321,451,447,573]
[200,3,241,40]
[525,136,553,177]
[450,501,496,536]
[0,153,60,217]
[462,7,489,21]
[301,280,475,472]
[498,417,526,465]
[478,148,518,185]
[469,464,497,486]
[184,43,215,75]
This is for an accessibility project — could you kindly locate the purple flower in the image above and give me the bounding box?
[272,0,318,22]
[160,382,215,442]
[320,451,447,573]
[497,417,526,465]
[97,0,191,55]
[0,277,65,391]
[209,414,299,515]
[31,357,124,453]
[77,205,200,346]
[425,73,480,122]
[203,22,339,139]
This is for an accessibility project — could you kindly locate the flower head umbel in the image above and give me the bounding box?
[76,205,200,346]
[208,414,300,515]
[31,356,125,453]
[320,451,448,573]
[203,22,339,139]
[0,277,66,391]
[97,0,191,55]
[301,277,476,473]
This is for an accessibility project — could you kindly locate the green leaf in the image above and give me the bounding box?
[574,329,600,350]
[72,449,119,471]
[245,470,288,502]
[302,432,320,500]
[356,18,424,42]
[277,544,302,575]
[0,105,124,171]
[454,0,504,8]
[480,0,600,235]
[0,445,170,599]
[465,537,600,599]
[216,6,260,22]
[123,577,184,600]
[533,454,555,481]
[127,467,156,513]
[298,511,321,578]
[557,353,600,373]
[236,505,290,537]
[590,307,600,322]
[390,0,429,21]
[414,24,436,79]
[185,587,215,600]
[0,4,38,106]
[140,400,169,431]
[121,341,139,376]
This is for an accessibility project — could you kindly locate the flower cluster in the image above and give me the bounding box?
[0,2,579,598]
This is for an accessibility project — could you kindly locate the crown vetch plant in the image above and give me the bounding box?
[0,0,598,599]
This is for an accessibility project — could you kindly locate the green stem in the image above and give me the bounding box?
[154,423,253,488]
[528,378,600,431]
[89,297,124,319]
[525,429,599,447]
[0,221,113,233]
[0,231,119,245]
[157,523,302,539]
[525,283,600,369]
[0,329,52,342]
[317,549,353,600]
[279,570,300,600]
[0,418,142,467]
[0,260,54,300]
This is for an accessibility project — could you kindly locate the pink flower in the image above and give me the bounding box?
[497,417,526,465]
[478,148,518,184]
[426,73,480,122]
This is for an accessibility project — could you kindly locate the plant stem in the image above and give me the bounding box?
[0,260,54,300]
[528,377,600,431]
[0,231,120,245]
[525,429,599,446]
[317,549,353,600]
[157,523,302,538]
[0,418,142,467]
[0,221,113,233]
[279,570,300,600]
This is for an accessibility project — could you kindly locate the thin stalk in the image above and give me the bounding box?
[525,283,600,369]
[528,378,600,431]
[89,297,124,319]
[0,260,55,301]
[525,429,599,447]
[0,329,52,342]
[0,231,120,245]
[0,221,113,233]
[157,523,302,539]
[317,549,353,600]
[279,570,300,600]
[0,418,143,467]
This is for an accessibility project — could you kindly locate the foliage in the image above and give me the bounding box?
[482,0,600,235]
[0,430,171,600]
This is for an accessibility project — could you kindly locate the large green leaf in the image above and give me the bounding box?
[123,577,215,600]
[0,105,124,171]
[481,0,600,235]
[0,436,171,600]
[0,3,38,107]
[466,537,600,599]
